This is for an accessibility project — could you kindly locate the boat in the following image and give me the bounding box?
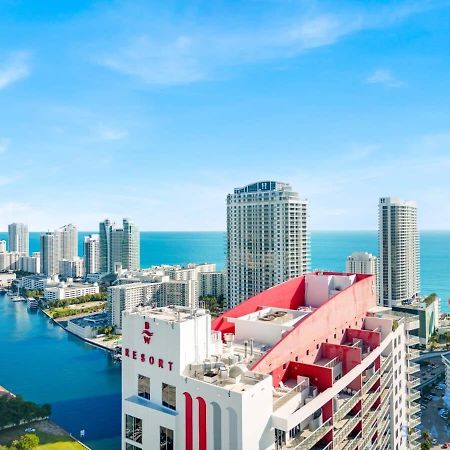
[27,297,39,309]
[10,295,25,302]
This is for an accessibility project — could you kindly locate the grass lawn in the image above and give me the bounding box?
[0,423,85,450]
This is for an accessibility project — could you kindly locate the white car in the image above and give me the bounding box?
[24,427,35,433]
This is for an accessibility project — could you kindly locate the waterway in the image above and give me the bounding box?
[0,294,121,449]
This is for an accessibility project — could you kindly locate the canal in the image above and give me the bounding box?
[0,293,121,449]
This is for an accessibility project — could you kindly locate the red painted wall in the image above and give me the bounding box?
[212,276,306,335]
[252,275,376,386]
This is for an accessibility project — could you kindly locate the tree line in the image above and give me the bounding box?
[46,292,106,309]
[0,395,51,428]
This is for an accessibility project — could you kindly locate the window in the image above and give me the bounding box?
[125,414,142,444]
[160,426,174,450]
[138,375,150,400]
[162,383,176,410]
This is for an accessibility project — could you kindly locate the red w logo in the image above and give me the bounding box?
[142,321,153,344]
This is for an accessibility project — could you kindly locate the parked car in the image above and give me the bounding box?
[24,427,35,433]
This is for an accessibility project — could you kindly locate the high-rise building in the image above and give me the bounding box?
[99,218,140,274]
[121,272,420,450]
[226,181,309,308]
[378,197,420,307]
[58,224,78,260]
[0,240,6,253]
[8,222,29,255]
[99,219,114,273]
[40,232,61,276]
[122,218,140,271]
[83,234,100,275]
[346,252,378,276]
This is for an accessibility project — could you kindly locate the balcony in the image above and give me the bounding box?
[362,387,381,415]
[334,390,361,422]
[409,430,421,442]
[407,335,420,346]
[409,390,420,402]
[408,362,420,375]
[379,430,391,450]
[407,376,420,390]
[408,348,420,360]
[380,354,392,373]
[409,415,421,428]
[287,418,333,450]
[334,412,361,446]
[408,403,421,416]
[339,430,362,450]
[363,409,379,433]
[362,369,380,395]
[380,372,393,391]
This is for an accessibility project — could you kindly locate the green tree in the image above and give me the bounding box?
[421,430,432,450]
[13,434,40,450]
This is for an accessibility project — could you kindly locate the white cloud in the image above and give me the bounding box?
[92,1,443,86]
[366,69,405,87]
[0,51,30,90]
[95,124,128,141]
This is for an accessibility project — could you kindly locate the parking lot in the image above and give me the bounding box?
[419,358,450,449]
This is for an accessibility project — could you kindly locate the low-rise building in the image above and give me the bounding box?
[67,313,108,339]
[44,281,99,300]
[0,272,16,287]
[19,274,58,291]
[392,293,440,345]
[121,272,421,450]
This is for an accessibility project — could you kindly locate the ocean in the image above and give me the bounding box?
[1,230,448,308]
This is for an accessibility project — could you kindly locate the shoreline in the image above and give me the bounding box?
[40,308,119,354]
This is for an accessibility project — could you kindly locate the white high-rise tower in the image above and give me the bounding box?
[83,234,100,275]
[378,197,420,306]
[40,231,61,276]
[226,181,309,308]
[58,224,78,260]
[8,223,29,255]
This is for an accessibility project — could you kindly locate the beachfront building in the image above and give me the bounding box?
[378,197,420,307]
[121,272,421,450]
[199,271,225,299]
[19,274,59,291]
[40,231,61,276]
[58,224,78,260]
[226,181,309,309]
[346,252,378,276]
[59,258,84,279]
[108,280,195,332]
[0,240,6,253]
[19,252,41,274]
[44,281,99,300]
[0,252,23,271]
[99,218,140,274]
[8,222,29,255]
[83,234,100,275]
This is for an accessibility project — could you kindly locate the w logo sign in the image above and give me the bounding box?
[142,321,153,344]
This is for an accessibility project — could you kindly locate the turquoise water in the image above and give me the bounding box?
[0,230,449,450]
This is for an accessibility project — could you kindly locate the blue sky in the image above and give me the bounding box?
[1,0,450,231]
